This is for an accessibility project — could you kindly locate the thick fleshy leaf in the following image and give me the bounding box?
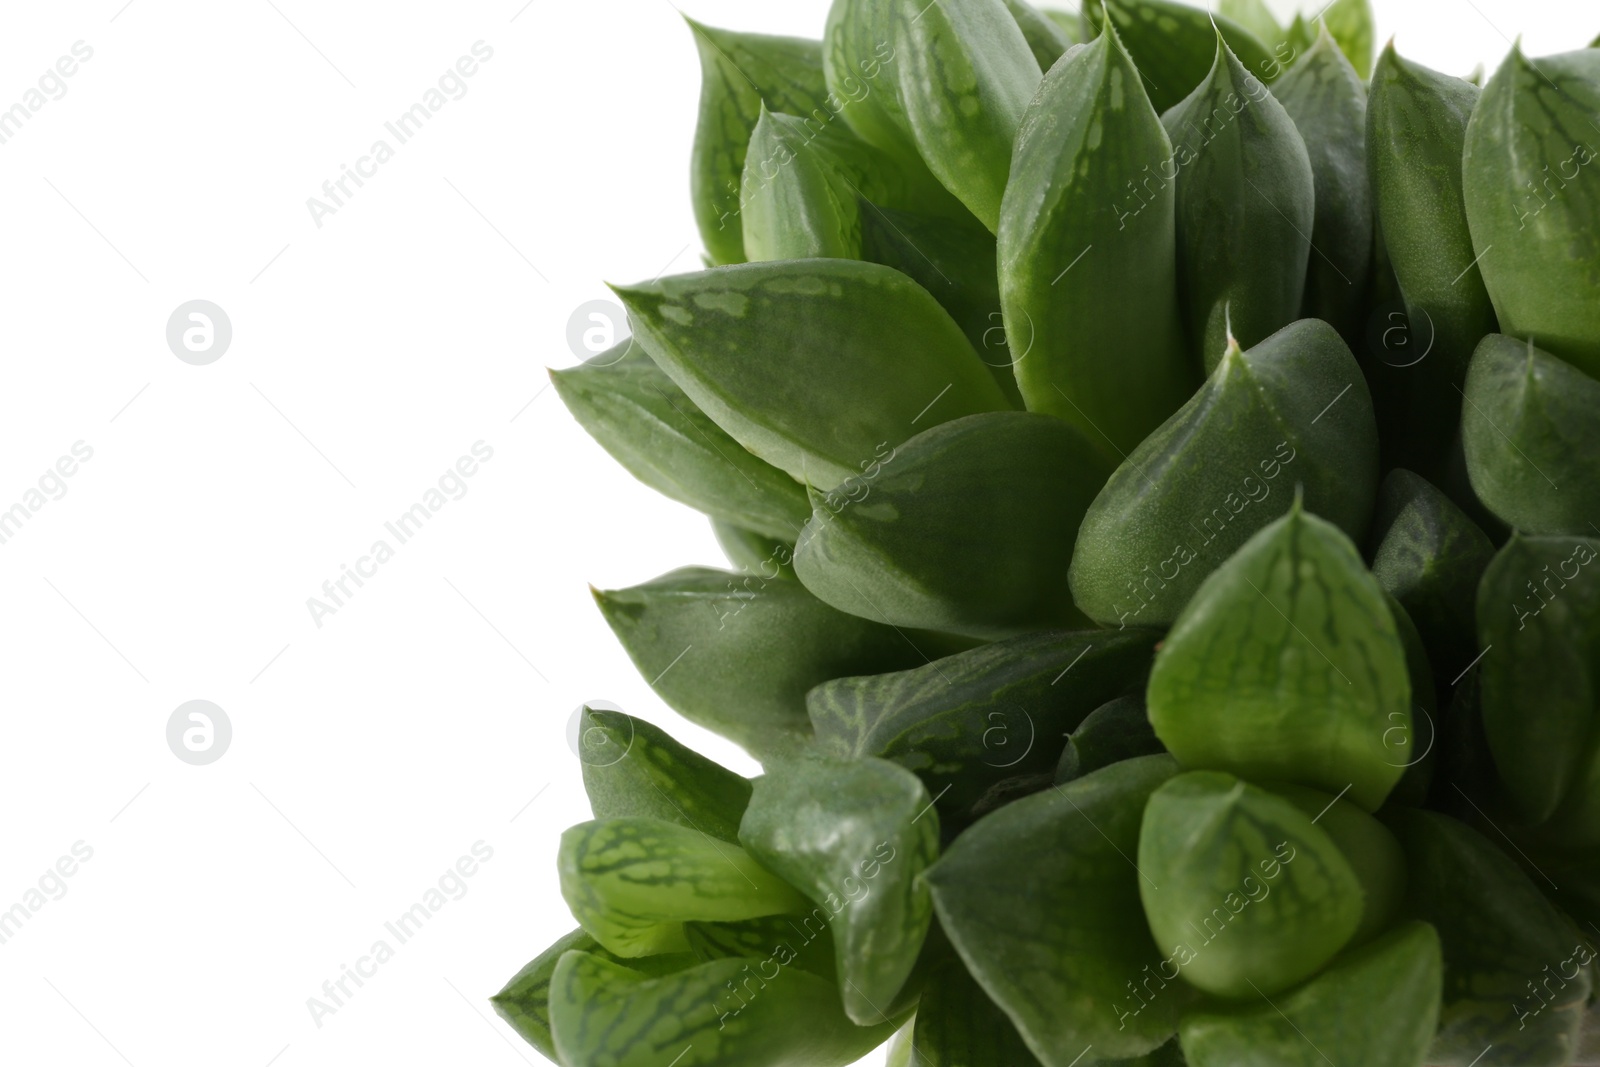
[822,0,923,166]
[1146,502,1413,811]
[688,21,829,266]
[1367,467,1496,670]
[1164,36,1315,370]
[792,412,1109,639]
[552,343,809,542]
[808,628,1158,824]
[739,755,938,1025]
[1045,9,1084,46]
[549,950,900,1067]
[712,520,797,581]
[926,756,1191,1063]
[1055,693,1164,784]
[493,929,697,1061]
[1271,27,1371,341]
[1139,771,1364,998]
[906,955,1044,1067]
[1477,533,1600,825]
[1004,0,1072,71]
[1367,45,1498,471]
[999,25,1197,462]
[682,914,836,979]
[1083,0,1290,113]
[1387,809,1593,1067]
[1462,333,1600,535]
[1178,921,1441,1067]
[576,705,752,843]
[558,817,809,957]
[1070,320,1379,629]
[1218,0,1281,49]
[1383,593,1440,807]
[594,567,925,759]
[1464,46,1600,379]
[1318,0,1375,80]
[612,259,1009,490]
[1271,783,1409,945]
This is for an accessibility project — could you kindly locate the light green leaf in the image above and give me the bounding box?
[739,755,938,1024]
[1270,782,1409,946]
[792,412,1108,639]
[1145,501,1412,811]
[1044,8,1085,46]
[1317,0,1375,80]
[1219,0,1281,49]
[926,755,1192,1063]
[1164,36,1314,371]
[612,259,1010,491]
[1178,921,1441,1067]
[1070,321,1379,629]
[999,24,1197,463]
[1464,46,1600,377]
[1083,0,1291,113]
[1462,333,1600,536]
[595,566,926,759]
[682,914,837,979]
[824,0,927,169]
[1004,0,1073,71]
[558,817,809,957]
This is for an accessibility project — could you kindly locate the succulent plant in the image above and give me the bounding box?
[499,2,1600,1065]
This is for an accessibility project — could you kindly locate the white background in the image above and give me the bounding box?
[0,1,1586,1065]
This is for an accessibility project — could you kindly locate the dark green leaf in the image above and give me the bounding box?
[1055,693,1164,784]
[792,412,1109,639]
[906,955,1044,1067]
[711,520,797,581]
[999,24,1198,463]
[1083,0,1291,113]
[595,566,925,759]
[1070,321,1379,629]
[612,259,1010,490]
[1004,0,1073,71]
[1382,593,1440,808]
[927,756,1191,1063]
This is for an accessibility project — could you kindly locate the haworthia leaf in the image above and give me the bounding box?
[1178,921,1441,1067]
[1070,321,1379,629]
[558,817,808,957]
[594,567,925,759]
[906,955,1045,1067]
[549,950,901,1067]
[1271,783,1409,946]
[688,21,830,266]
[1145,502,1413,812]
[552,342,810,541]
[1282,13,1316,62]
[1055,693,1164,784]
[792,412,1109,639]
[1367,45,1498,470]
[808,628,1158,823]
[1138,771,1364,999]
[1386,809,1594,1067]
[739,755,938,1025]
[1004,0,1073,71]
[1044,9,1084,46]
[925,756,1192,1063]
[1271,26,1372,342]
[1464,46,1600,378]
[1383,593,1439,807]
[492,929,697,1062]
[612,259,1010,490]
[999,24,1197,462]
[1367,468,1496,671]
[1462,333,1600,535]
[711,520,796,581]
[824,0,929,168]
[1082,0,1290,114]
[1218,0,1281,49]
[1318,0,1376,81]
[1476,533,1600,825]
[682,914,837,980]
[1164,36,1315,370]
[576,705,752,843]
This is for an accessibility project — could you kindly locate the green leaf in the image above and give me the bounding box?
[1317,0,1375,81]
[1139,771,1364,999]
[1464,45,1600,379]
[1218,0,1281,49]
[925,755,1191,1063]
[1070,321,1380,629]
[1462,333,1600,536]
[1164,36,1315,371]
[595,567,926,759]
[1476,533,1600,825]
[1367,468,1497,671]
[549,950,901,1067]
[711,520,796,581]
[1386,809,1594,1067]
[1282,13,1316,62]
[1003,0,1073,71]
[792,412,1109,639]
[1367,45,1498,470]
[998,24,1198,463]
[682,914,837,980]
[552,342,810,542]
[1055,693,1164,784]
[1270,27,1372,341]
[611,259,1010,491]
[576,705,752,843]
[1044,9,1085,46]
[492,929,697,1061]
[1382,593,1440,807]
[1146,502,1413,812]
[905,955,1045,1067]
[808,627,1158,824]
[1177,921,1441,1067]
[1270,783,1409,946]
[1083,0,1291,113]
[824,0,930,170]
[558,817,809,957]
[687,21,830,266]
[739,755,938,1024]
